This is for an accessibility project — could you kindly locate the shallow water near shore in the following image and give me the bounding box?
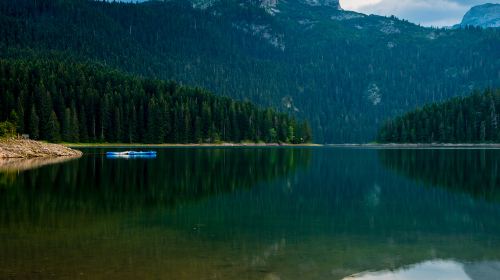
[0,147,499,279]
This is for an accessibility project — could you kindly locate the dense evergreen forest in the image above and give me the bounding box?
[377,89,500,143]
[0,0,498,142]
[0,58,311,144]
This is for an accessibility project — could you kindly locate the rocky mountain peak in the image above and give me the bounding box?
[456,3,500,28]
[301,0,340,8]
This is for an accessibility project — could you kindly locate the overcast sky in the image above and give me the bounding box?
[339,0,499,27]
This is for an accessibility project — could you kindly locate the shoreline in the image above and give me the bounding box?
[327,143,500,149]
[64,143,323,148]
[64,142,500,149]
[4,140,497,151]
[0,138,83,159]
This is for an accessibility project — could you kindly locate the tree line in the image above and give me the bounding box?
[0,58,312,143]
[377,89,500,143]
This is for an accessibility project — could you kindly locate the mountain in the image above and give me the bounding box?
[456,3,500,28]
[1,0,499,143]
[113,0,340,10]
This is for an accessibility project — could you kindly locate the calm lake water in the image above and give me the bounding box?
[1,147,500,279]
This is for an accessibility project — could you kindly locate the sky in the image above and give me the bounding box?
[339,0,500,27]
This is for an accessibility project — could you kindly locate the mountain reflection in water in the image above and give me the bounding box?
[345,260,500,280]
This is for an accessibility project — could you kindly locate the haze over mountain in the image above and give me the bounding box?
[1,0,499,142]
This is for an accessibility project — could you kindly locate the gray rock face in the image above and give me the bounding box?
[119,0,341,11]
[192,0,340,10]
[457,3,500,28]
[300,0,340,8]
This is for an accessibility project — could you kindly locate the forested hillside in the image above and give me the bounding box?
[377,89,500,143]
[0,0,499,142]
[0,58,311,144]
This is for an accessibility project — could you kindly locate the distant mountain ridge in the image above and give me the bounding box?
[189,0,340,12]
[456,3,500,28]
[120,0,341,10]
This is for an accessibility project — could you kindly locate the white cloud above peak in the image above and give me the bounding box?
[340,0,383,10]
[339,0,500,27]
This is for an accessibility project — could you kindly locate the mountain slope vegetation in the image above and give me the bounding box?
[0,58,311,144]
[1,0,499,142]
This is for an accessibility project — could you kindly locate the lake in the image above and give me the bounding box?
[1,147,500,279]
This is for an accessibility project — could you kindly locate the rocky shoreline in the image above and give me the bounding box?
[0,138,82,158]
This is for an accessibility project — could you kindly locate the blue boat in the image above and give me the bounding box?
[106,151,157,159]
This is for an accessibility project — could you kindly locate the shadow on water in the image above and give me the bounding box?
[378,149,500,203]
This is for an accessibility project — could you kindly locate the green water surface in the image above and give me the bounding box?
[0,147,499,279]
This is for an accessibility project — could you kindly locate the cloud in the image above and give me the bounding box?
[341,0,383,10]
[339,0,500,27]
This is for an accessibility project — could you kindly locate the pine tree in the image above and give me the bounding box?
[8,110,19,136]
[39,89,53,140]
[29,105,39,140]
[61,108,71,141]
[15,98,25,133]
[302,121,313,143]
[78,106,89,142]
[287,124,295,143]
[70,105,80,142]
[47,111,61,142]
[128,104,138,143]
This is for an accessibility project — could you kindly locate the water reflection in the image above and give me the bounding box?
[344,260,500,280]
[153,149,500,279]
[0,148,311,215]
[1,148,500,279]
[378,149,500,202]
[0,156,80,173]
